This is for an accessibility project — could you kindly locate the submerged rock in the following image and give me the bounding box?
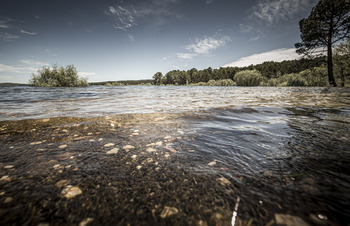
[160,206,179,218]
[79,217,94,226]
[106,148,119,155]
[216,177,231,186]
[275,214,310,226]
[104,143,115,147]
[61,185,83,199]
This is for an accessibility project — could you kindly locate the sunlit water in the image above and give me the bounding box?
[1,86,350,224]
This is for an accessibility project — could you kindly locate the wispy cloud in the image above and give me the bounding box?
[239,0,318,41]
[20,30,37,35]
[223,48,300,67]
[250,0,318,24]
[20,60,48,66]
[105,0,182,31]
[0,17,37,41]
[176,53,197,60]
[177,35,230,59]
[0,32,20,41]
[128,34,135,42]
[0,63,36,74]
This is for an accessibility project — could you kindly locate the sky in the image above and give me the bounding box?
[0,0,320,83]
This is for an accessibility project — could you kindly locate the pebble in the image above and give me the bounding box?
[156,141,163,146]
[160,206,179,218]
[4,197,13,203]
[106,148,119,155]
[30,141,42,145]
[59,144,67,149]
[0,176,11,182]
[275,214,310,226]
[123,145,135,150]
[42,119,50,122]
[136,165,142,170]
[131,155,137,159]
[53,164,62,169]
[208,161,216,166]
[79,218,94,226]
[132,133,139,136]
[56,179,70,188]
[104,143,115,147]
[217,177,231,186]
[146,147,157,153]
[165,147,177,153]
[61,185,83,199]
[146,158,153,163]
[4,165,14,169]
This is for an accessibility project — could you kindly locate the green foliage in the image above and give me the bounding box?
[295,0,350,86]
[234,70,264,86]
[153,72,163,85]
[29,65,88,87]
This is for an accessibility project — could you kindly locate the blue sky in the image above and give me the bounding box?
[0,0,319,83]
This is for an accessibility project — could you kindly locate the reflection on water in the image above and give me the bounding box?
[0,86,350,225]
[1,86,350,121]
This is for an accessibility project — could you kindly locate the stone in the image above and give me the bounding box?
[136,165,142,170]
[56,179,70,188]
[104,143,115,147]
[61,185,83,199]
[42,119,50,122]
[156,141,163,146]
[4,197,13,203]
[217,177,231,186]
[79,218,94,226]
[123,145,135,150]
[160,206,179,218]
[4,165,14,169]
[131,155,137,159]
[208,161,216,166]
[30,141,42,145]
[146,147,157,153]
[59,144,67,149]
[165,147,177,153]
[275,214,310,226]
[106,148,119,155]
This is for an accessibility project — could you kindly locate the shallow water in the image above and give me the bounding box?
[0,86,350,225]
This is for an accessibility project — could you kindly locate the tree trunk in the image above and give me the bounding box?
[327,42,337,87]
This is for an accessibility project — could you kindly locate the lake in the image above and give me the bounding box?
[0,86,350,225]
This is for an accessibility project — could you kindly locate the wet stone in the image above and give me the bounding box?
[146,147,157,153]
[217,177,231,186]
[79,217,94,226]
[61,185,83,199]
[106,148,119,155]
[104,143,115,147]
[4,197,13,204]
[59,144,67,149]
[275,214,310,226]
[160,206,179,218]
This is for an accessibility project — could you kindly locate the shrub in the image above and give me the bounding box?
[29,64,89,87]
[234,70,264,86]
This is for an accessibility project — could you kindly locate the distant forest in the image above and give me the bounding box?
[152,56,348,87]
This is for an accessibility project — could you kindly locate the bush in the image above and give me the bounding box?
[234,70,264,86]
[29,64,89,87]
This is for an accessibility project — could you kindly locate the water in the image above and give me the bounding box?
[1,86,350,225]
[1,86,349,121]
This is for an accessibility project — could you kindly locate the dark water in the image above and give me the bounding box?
[0,86,350,225]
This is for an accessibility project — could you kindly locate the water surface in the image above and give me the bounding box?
[0,86,349,225]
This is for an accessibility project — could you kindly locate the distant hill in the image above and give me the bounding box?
[0,83,29,87]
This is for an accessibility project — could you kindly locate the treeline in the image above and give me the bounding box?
[89,79,153,86]
[153,55,349,87]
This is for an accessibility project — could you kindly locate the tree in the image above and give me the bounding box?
[29,64,88,87]
[234,70,264,86]
[334,38,350,86]
[295,0,350,87]
[153,72,163,85]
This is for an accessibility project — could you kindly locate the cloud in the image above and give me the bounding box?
[105,6,137,31]
[206,0,213,4]
[223,48,301,67]
[250,0,318,24]
[128,34,135,41]
[0,17,37,41]
[0,32,20,41]
[20,60,48,66]
[0,63,36,74]
[177,35,230,60]
[176,53,197,60]
[106,0,181,31]
[20,30,37,35]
